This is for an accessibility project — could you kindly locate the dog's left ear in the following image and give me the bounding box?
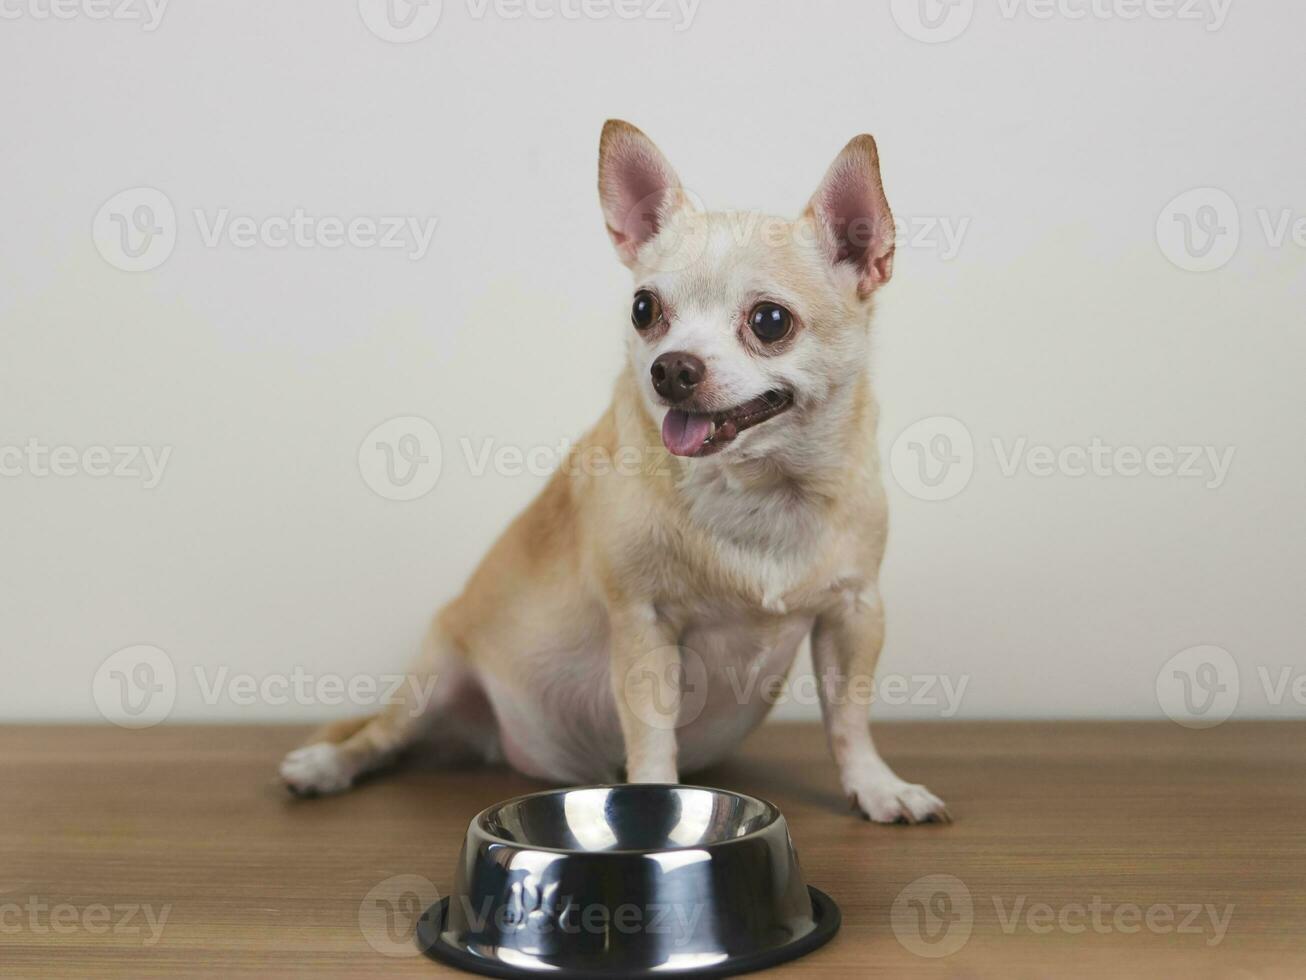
[806,135,895,297]
[598,120,686,267]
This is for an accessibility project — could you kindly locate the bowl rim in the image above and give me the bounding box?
[469,783,785,856]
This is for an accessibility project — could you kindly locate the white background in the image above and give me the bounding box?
[1,0,1302,723]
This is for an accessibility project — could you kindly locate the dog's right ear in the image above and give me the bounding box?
[598,120,685,268]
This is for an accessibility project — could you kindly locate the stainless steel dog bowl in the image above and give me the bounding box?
[416,784,839,978]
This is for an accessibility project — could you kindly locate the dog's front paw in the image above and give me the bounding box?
[280,743,354,797]
[849,780,951,825]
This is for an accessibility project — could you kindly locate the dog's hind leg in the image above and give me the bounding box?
[279,623,495,796]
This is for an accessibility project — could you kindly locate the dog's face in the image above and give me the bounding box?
[598,120,895,464]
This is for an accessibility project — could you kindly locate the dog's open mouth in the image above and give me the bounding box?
[661,389,793,458]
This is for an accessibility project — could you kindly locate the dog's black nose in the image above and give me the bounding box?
[650,352,705,403]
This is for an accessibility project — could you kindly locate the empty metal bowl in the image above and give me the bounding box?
[416,784,839,978]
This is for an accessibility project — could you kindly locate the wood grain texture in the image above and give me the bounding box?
[2,722,1304,978]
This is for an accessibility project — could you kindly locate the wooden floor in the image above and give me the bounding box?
[2,722,1304,978]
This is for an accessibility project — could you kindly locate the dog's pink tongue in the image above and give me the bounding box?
[661,410,713,457]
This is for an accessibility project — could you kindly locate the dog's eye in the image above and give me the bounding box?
[749,303,793,343]
[632,290,662,331]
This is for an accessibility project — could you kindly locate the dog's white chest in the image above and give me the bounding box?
[672,610,814,772]
[484,606,813,783]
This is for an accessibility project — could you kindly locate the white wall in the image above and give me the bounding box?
[1,0,1302,726]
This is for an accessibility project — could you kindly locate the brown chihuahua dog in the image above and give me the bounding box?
[281,120,948,824]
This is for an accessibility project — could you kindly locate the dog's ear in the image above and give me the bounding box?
[806,135,895,297]
[598,120,685,267]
